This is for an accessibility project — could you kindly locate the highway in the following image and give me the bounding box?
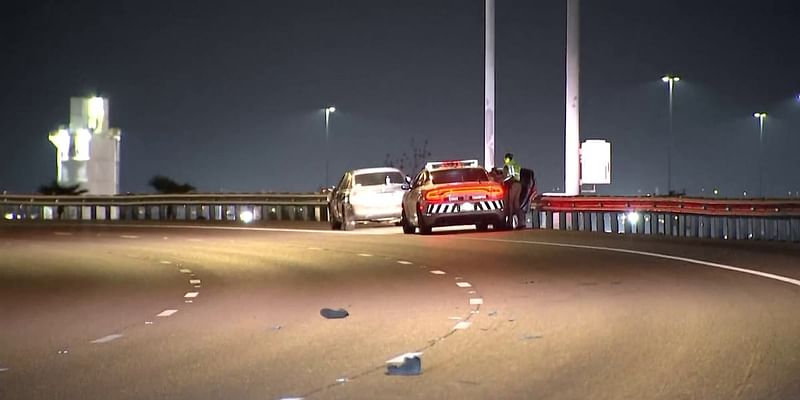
[1,223,799,400]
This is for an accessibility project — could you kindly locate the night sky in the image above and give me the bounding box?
[1,0,799,196]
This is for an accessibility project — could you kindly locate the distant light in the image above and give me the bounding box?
[661,75,680,83]
[239,210,254,223]
[753,112,767,119]
[3,213,13,220]
[326,106,336,113]
[661,76,670,83]
[713,188,719,195]
[627,212,640,225]
[743,191,748,197]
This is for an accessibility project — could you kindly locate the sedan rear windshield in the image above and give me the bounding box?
[431,168,489,184]
[354,172,405,186]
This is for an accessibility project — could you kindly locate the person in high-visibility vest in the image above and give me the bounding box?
[503,153,523,229]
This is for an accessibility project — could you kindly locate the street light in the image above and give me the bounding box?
[661,75,680,194]
[753,112,767,197]
[324,106,336,188]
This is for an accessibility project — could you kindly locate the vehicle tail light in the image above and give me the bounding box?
[424,185,504,203]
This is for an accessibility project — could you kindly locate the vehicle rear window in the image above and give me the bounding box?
[431,168,489,184]
[354,172,404,186]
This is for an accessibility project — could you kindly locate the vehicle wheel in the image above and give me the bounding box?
[476,223,489,232]
[329,206,342,230]
[401,209,415,234]
[341,204,355,231]
[416,207,432,235]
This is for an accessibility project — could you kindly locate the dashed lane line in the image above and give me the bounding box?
[119,235,139,239]
[156,309,178,317]
[90,334,124,344]
[429,270,447,275]
[184,292,199,298]
[456,282,473,288]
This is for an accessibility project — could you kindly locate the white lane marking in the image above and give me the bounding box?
[429,270,447,275]
[448,316,462,320]
[467,290,477,294]
[386,352,423,364]
[159,260,172,265]
[86,223,400,236]
[466,238,800,289]
[145,321,154,325]
[453,321,472,330]
[90,334,124,344]
[120,235,139,239]
[189,279,201,285]
[456,282,473,288]
[185,300,193,303]
[184,292,199,298]
[156,309,178,317]
[54,232,72,236]
[0,368,9,372]
[308,247,323,251]
[469,298,484,305]
[357,253,373,257]
[179,268,192,274]
[278,397,305,400]
[397,260,413,265]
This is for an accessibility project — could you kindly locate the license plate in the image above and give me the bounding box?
[460,203,474,212]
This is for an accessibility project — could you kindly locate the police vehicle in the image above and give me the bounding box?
[329,167,406,230]
[400,160,505,234]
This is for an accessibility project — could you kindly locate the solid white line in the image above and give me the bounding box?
[156,309,178,317]
[456,282,472,288]
[90,334,124,344]
[88,223,391,236]
[184,292,199,298]
[466,237,800,288]
[469,298,484,305]
[429,270,447,275]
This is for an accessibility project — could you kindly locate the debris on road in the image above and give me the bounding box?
[386,353,422,376]
[320,308,349,319]
[488,310,498,317]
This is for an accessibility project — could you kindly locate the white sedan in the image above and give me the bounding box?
[328,167,407,230]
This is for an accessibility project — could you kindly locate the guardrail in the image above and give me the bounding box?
[531,196,800,242]
[1,193,331,223]
[3,193,799,242]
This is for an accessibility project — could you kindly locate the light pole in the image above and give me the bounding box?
[661,75,680,194]
[324,106,336,188]
[753,112,767,197]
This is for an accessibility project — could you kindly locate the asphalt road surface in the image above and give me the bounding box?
[1,223,799,400]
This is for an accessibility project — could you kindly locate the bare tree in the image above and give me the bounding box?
[384,138,431,174]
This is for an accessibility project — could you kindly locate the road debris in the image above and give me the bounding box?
[386,353,422,376]
[320,308,349,319]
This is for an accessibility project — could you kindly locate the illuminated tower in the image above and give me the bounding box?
[48,97,121,195]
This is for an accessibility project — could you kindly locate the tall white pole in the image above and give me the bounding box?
[565,0,581,195]
[484,0,496,170]
[325,109,330,188]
